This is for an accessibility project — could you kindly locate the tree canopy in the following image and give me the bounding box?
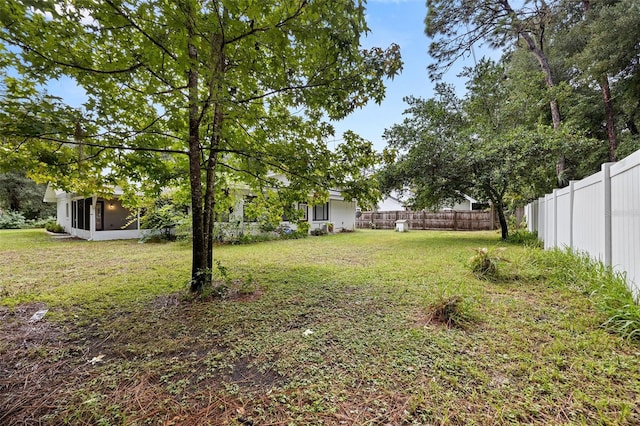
[379,60,598,239]
[0,0,402,291]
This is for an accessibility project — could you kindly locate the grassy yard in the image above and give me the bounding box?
[1,229,638,425]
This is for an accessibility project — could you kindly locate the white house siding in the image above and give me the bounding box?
[377,197,406,211]
[55,193,72,232]
[526,149,640,296]
[328,199,356,231]
[446,199,472,211]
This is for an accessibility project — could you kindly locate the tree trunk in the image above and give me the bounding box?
[501,0,565,183]
[582,1,618,162]
[186,16,208,293]
[495,201,509,240]
[203,33,226,274]
[601,75,617,161]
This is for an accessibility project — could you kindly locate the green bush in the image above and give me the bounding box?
[310,228,328,236]
[45,221,66,233]
[296,221,310,235]
[0,211,26,229]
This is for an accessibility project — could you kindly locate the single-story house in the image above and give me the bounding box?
[376,190,483,212]
[43,185,142,241]
[44,185,357,241]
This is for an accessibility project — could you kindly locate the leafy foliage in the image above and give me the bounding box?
[0,172,55,220]
[379,60,596,240]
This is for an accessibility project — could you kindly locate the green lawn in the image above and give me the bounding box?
[1,229,638,425]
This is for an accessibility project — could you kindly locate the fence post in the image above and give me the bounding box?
[453,211,457,230]
[602,162,613,268]
[569,181,575,250]
[553,188,558,248]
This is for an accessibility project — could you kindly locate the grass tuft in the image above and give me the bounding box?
[469,247,509,280]
[426,294,478,329]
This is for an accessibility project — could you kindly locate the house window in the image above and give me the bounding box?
[243,196,258,222]
[66,202,69,218]
[313,202,329,221]
[79,198,91,231]
[297,202,308,221]
[71,201,77,228]
[95,201,104,231]
[77,199,84,230]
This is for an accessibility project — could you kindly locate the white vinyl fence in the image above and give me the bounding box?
[525,149,640,296]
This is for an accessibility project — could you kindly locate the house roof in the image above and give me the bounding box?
[43,183,127,203]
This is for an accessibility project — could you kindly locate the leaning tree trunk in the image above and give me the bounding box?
[495,201,509,241]
[601,75,618,162]
[582,2,618,162]
[518,32,565,184]
[502,0,565,184]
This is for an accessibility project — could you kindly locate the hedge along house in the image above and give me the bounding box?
[229,187,357,233]
[43,184,141,241]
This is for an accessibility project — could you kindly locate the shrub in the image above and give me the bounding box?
[507,228,541,247]
[140,196,189,242]
[0,211,26,229]
[296,221,310,235]
[310,228,327,236]
[45,221,66,233]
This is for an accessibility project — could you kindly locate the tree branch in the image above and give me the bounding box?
[104,0,178,61]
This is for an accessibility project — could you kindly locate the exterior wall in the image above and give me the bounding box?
[444,199,472,211]
[328,199,356,231]
[55,194,72,232]
[526,149,640,296]
[377,197,406,212]
[91,229,143,241]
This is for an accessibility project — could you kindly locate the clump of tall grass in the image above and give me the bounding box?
[534,249,640,341]
[469,247,509,280]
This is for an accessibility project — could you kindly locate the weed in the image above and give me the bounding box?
[426,292,478,329]
[507,228,541,247]
[469,247,509,279]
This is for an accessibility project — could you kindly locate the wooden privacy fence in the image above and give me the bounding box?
[356,210,497,231]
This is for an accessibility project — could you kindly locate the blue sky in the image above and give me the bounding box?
[331,0,496,151]
[43,0,490,152]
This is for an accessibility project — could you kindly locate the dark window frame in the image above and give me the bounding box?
[313,202,329,221]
